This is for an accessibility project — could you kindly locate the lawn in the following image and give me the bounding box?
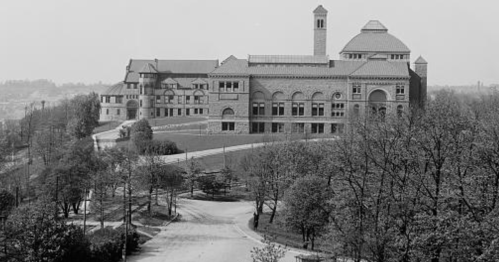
[148,117,207,127]
[93,121,122,133]
[153,132,286,152]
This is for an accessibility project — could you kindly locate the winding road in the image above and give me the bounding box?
[128,198,310,262]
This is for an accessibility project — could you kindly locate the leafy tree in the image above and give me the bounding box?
[67,92,101,139]
[185,157,202,198]
[130,119,153,152]
[198,174,225,198]
[157,164,184,216]
[5,197,91,262]
[0,190,15,217]
[283,175,332,250]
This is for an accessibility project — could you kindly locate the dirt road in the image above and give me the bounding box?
[128,198,309,262]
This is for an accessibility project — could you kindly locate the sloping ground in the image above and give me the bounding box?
[127,198,316,262]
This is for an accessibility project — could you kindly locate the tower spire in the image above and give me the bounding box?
[313,5,328,56]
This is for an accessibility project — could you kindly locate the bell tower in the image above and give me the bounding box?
[313,5,328,56]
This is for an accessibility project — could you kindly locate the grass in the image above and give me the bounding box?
[148,117,207,127]
[93,121,122,133]
[153,132,285,152]
[250,212,332,254]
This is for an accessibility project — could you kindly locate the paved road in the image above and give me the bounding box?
[127,198,311,262]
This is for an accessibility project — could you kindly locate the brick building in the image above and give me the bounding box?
[100,5,427,134]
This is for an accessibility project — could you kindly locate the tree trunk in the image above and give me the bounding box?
[147,186,153,216]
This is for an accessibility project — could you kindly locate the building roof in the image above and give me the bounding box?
[101,82,125,95]
[162,78,178,84]
[212,56,409,78]
[313,5,328,14]
[192,78,208,84]
[415,56,428,64]
[248,55,329,65]
[350,61,408,77]
[361,20,388,32]
[341,21,410,53]
[125,59,218,83]
[139,63,158,73]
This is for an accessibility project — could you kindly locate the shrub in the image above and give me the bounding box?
[88,228,124,262]
[142,140,179,155]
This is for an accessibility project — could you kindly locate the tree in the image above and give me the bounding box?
[185,157,202,198]
[158,164,184,216]
[0,190,15,217]
[5,197,91,262]
[130,119,153,152]
[198,174,225,198]
[283,175,332,251]
[67,92,101,139]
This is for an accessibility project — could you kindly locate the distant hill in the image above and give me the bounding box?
[0,79,109,120]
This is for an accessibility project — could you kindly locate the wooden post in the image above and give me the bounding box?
[83,188,87,235]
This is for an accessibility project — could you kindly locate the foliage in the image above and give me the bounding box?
[198,174,225,197]
[0,189,15,217]
[5,197,91,262]
[67,92,101,139]
[251,238,287,262]
[130,119,153,151]
[141,139,179,155]
[87,228,124,262]
[157,164,184,216]
[283,175,332,250]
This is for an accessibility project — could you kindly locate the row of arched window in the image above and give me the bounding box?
[251,91,344,102]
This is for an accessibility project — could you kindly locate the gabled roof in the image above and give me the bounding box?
[313,5,328,14]
[162,78,178,84]
[101,82,125,95]
[341,21,410,53]
[192,78,207,84]
[415,56,428,64]
[361,20,388,32]
[125,59,218,83]
[139,63,158,73]
[350,61,408,77]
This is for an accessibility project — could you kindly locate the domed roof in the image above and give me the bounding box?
[341,20,410,53]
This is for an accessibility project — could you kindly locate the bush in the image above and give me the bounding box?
[88,227,140,262]
[142,139,179,155]
[88,228,124,262]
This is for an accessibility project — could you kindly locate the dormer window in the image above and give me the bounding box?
[348,54,363,59]
[194,84,206,90]
[391,54,405,60]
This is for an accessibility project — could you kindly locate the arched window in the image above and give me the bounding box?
[353,104,360,116]
[272,92,285,116]
[222,108,234,118]
[397,105,404,117]
[311,92,325,116]
[292,92,305,116]
[252,91,266,116]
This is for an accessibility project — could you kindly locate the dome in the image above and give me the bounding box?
[341,20,410,53]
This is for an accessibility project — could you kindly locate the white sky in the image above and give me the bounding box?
[0,0,497,86]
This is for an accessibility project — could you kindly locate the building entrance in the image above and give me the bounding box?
[126,100,138,120]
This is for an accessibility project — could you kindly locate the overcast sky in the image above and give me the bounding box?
[0,0,497,86]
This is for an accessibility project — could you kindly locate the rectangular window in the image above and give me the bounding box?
[352,84,361,94]
[311,123,324,134]
[133,83,137,89]
[222,122,235,131]
[396,85,405,94]
[170,108,174,117]
[272,103,285,116]
[312,103,318,116]
[105,96,110,103]
[127,84,131,89]
[164,108,168,116]
[291,123,305,133]
[178,109,181,116]
[117,109,120,115]
[186,108,190,116]
[253,102,265,115]
[200,108,204,114]
[271,123,284,133]
[233,82,239,92]
[226,82,232,92]
[194,108,198,114]
[252,122,265,133]
[156,95,161,104]
[156,108,161,117]
[106,109,109,115]
[116,96,123,104]
[178,96,182,104]
[194,96,200,104]
[140,100,142,107]
[219,82,225,92]
[186,96,190,104]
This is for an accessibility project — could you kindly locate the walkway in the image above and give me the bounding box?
[127,198,314,262]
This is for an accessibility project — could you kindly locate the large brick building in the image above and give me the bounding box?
[100,5,427,134]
